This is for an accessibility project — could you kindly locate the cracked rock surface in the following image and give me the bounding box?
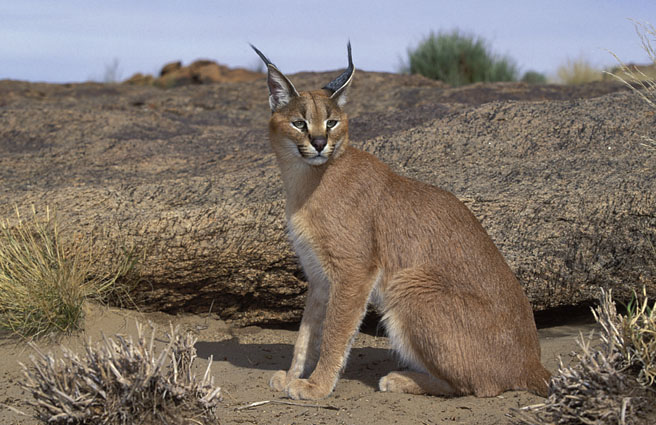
[0,73,653,324]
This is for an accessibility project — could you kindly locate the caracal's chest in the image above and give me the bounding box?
[286,208,385,311]
[287,211,331,288]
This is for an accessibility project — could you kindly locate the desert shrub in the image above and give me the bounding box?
[514,21,656,425]
[607,20,656,149]
[620,288,656,387]
[405,30,519,86]
[521,70,548,84]
[0,207,137,338]
[605,63,656,84]
[556,56,602,85]
[512,289,655,425]
[21,322,221,424]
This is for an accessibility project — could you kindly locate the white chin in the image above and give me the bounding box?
[304,156,329,166]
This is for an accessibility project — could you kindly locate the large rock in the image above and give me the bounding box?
[0,73,653,324]
[124,59,264,88]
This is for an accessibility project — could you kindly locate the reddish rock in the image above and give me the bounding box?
[126,59,264,88]
[160,61,182,76]
[124,73,155,86]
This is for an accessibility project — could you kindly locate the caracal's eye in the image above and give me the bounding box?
[292,120,307,130]
[326,119,338,129]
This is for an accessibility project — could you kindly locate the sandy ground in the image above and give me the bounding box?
[0,303,595,425]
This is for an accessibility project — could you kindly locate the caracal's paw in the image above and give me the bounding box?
[380,371,455,396]
[285,378,331,400]
[269,370,290,392]
[379,372,414,393]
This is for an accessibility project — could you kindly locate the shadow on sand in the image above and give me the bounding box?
[195,336,396,390]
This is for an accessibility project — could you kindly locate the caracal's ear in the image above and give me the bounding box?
[323,41,354,108]
[250,44,299,112]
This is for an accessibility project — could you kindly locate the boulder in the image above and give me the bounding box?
[124,72,155,86]
[126,59,264,88]
[0,73,653,325]
[160,61,183,76]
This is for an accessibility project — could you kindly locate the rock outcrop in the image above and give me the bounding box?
[124,60,263,88]
[0,73,653,324]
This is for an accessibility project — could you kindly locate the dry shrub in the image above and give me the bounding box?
[513,20,656,425]
[512,289,655,425]
[0,207,137,338]
[20,322,221,424]
[620,288,656,388]
[606,20,656,149]
[556,56,602,85]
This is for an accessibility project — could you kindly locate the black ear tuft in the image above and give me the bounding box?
[250,44,273,68]
[323,42,354,96]
[250,44,299,111]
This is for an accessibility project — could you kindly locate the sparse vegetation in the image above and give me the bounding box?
[605,63,656,86]
[555,56,603,85]
[0,207,137,338]
[512,289,655,425]
[404,30,519,86]
[515,23,656,424]
[103,58,122,83]
[607,20,656,149]
[520,70,548,84]
[621,288,656,387]
[21,322,221,424]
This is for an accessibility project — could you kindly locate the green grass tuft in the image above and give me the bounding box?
[404,30,519,86]
[0,207,137,338]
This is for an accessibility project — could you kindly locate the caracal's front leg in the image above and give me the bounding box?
[270,279,329,391]
[285,271,376,400]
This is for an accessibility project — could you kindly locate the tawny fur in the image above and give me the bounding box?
[254,45,551,400]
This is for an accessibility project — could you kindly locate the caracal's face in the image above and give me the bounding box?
[269,90,349,166]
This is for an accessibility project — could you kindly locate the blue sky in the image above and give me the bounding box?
[2,1,655,83]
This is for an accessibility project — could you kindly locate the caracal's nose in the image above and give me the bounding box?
[311,137,327,153]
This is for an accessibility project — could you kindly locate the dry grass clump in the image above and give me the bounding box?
[607,20,656,149]
[605,63,656,85]
[512,289,655,425]
[513,20,656,425]
[607,20,656,105]
[21,322,221,424]
[556,56,603,85]
[0,207,136,338]
[620,288,656,387]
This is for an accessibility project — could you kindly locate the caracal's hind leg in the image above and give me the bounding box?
[377,268,464,396]
[379,370,456,396]
[379,267,506,397]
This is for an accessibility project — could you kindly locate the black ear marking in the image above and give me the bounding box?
[250,44,274,68]
[250,44,300,111]
[323,41,354,95]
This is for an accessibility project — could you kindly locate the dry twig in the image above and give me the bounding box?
[235,399,339,411]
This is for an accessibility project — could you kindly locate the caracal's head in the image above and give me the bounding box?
[251,43,354,166]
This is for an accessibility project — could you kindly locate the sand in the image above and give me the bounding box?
[0,303,595,424]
